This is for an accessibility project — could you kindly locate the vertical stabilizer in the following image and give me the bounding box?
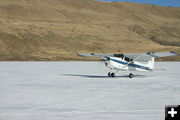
[147,58,155,70]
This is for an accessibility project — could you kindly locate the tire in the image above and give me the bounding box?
[108,72,111,77]
[111,73,115,77]
[129,73,134,78]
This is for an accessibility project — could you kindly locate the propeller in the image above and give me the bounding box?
[102,56,110,61]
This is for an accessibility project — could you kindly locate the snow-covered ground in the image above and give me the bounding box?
[0,62,179,120]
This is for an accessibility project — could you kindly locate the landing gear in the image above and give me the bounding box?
[129,73,134,78]
[108,72,115,77]
[108,72,111,77]
[108,72,134,78]
[111,73,115,77]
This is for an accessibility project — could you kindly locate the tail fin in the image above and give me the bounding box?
[147,58,155,70]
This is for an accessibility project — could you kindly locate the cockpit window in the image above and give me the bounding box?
[113,54,133,62]
[124,57,133,62]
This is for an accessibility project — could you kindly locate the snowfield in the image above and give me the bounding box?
[0,62,179,120]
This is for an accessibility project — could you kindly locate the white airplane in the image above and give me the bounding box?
[77,51,179,78]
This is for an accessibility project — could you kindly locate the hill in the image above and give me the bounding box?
[0,0,180,61]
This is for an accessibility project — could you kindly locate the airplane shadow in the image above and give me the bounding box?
[63,74,146,78]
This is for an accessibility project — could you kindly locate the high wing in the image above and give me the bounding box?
[124,51,178,61]
[77,53,114,58]
[77,51,179,61]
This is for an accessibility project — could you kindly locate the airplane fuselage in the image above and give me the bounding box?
[105,57,153,72]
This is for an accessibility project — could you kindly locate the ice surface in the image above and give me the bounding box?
[0,62,179,120]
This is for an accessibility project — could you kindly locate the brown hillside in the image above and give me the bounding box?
[0,0,180,61]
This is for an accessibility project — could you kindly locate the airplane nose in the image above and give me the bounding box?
[106,57,110,61]
[103,57,110,61]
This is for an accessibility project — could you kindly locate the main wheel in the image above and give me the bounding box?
[108,72,111,77]
[129,73,134,78]
[111,73,115,77]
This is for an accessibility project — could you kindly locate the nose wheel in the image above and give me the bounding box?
[108,72,115,77]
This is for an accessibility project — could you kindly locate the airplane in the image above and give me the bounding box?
[77,51,179,78]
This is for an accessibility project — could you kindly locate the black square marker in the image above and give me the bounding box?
[165,105,180,120]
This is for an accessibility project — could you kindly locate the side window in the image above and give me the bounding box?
[124,57,133,62]
[124,57,129,62]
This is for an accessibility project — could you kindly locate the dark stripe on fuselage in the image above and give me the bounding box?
[110,58,152,71]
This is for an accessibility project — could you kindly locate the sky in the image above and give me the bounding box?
[99,0,180,7]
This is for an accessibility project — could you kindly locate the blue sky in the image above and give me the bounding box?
[99,0,180,7]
